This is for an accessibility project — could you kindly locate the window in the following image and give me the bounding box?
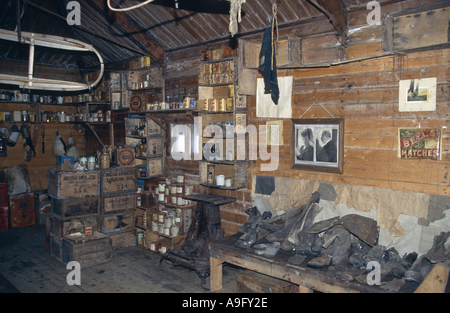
[170,123,199,160]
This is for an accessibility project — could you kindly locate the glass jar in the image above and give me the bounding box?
[99,149,110,169]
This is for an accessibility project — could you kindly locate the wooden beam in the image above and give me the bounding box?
[87,0,166,64]
[309,0,347,44]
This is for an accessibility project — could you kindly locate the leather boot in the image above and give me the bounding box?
[405,254,435,283]
[392,252,418,278]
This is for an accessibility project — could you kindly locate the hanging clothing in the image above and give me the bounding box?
[258,25,279,104]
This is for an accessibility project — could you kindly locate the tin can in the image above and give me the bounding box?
[158,182,166,193]
[152,211,159,221]
[170,184,177,195]
[165,177,171,185]
[176,174,185,183]
[219,99,227,111]
[164,216,173,228]
[171,225,180,237]
[158,192,164,202]
[176,184,184,195]
[152,220,159,232]
[158,211,166,223]
[158,222,164,234]
[171,195,177,204]
[21,110,28,122]
[207,164,215,184]
[150,241,161,252]
[137,231,144,245]
[211,99,219,111]
[177,197,184,206]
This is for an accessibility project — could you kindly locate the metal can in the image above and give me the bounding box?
[176,174,185,183]
[219,99,227,111]
[207,164,215,184]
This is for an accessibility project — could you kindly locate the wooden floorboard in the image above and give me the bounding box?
[0,224,238,293]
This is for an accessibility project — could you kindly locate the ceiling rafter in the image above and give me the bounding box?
[87,0,166,64]
[309,0,348,43]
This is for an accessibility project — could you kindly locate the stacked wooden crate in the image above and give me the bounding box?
[46,167,138,268]
[99,167,138,250]
[46,169,111,269]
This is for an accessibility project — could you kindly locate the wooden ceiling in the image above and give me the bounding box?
[0,0,397,72]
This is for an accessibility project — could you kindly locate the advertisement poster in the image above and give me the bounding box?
[398,128,442,160]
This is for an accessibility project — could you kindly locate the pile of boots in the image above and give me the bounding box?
[405,231,450,283]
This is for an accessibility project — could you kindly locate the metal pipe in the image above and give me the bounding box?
[28,36,34,87]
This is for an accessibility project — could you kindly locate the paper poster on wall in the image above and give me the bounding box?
[399,77,436,112]
[256,76,292,118]
[266,120,283,146]
[398,127,442,160]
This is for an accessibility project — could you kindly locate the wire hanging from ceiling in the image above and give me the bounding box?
[107,0,155,12]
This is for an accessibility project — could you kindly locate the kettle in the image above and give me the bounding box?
[6,122,20,147]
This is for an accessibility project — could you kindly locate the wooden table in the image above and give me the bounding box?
[210,233,424,293]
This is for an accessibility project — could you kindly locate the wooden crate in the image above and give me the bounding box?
[100,167,137,195]
[143,230,186,251]
[9,192,35,228]
[115,147,136,167]
[48,213,103,239]
[61,232,113,269]
[236,270,298,293]
[51,196,100,220]
[108,229,136,250]
[146,137,163,158]
[101,192,136,214]
[50,235,62,261]
[146,158,163,178]
[141,190,156,209]
[47,169,100,199]
[198,85,232,100]
[199,161,248,189]
[100,210,135,234]
[242,37,301,68]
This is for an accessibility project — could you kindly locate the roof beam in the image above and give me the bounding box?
[308,0,347,43]
[87,0,166,64]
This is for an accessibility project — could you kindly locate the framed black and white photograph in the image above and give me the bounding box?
[290,118,344,174]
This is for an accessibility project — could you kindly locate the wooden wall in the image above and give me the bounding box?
[161,0,450,236]
[0,103,86,191]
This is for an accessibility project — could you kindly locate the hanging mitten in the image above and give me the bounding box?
[52,131,66,157]
[66,135,79,161]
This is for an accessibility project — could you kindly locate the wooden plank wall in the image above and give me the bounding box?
[0,103,86,191]
[161,0,450,236]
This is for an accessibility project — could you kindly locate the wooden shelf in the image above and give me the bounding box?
[199,182,246,190]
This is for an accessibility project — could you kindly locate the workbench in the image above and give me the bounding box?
[209,233,431,293]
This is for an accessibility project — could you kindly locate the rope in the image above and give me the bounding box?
[229,0,242,37]
[271,3,279,71]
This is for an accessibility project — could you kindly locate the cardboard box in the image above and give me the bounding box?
[56,156,74,170]
[9,192,35,228]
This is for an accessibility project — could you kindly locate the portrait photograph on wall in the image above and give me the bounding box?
[290,118,344,174]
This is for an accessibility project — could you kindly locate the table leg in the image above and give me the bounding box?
[210,257,224,292]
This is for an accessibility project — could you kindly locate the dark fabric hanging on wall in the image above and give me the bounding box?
[258,25,279,104]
